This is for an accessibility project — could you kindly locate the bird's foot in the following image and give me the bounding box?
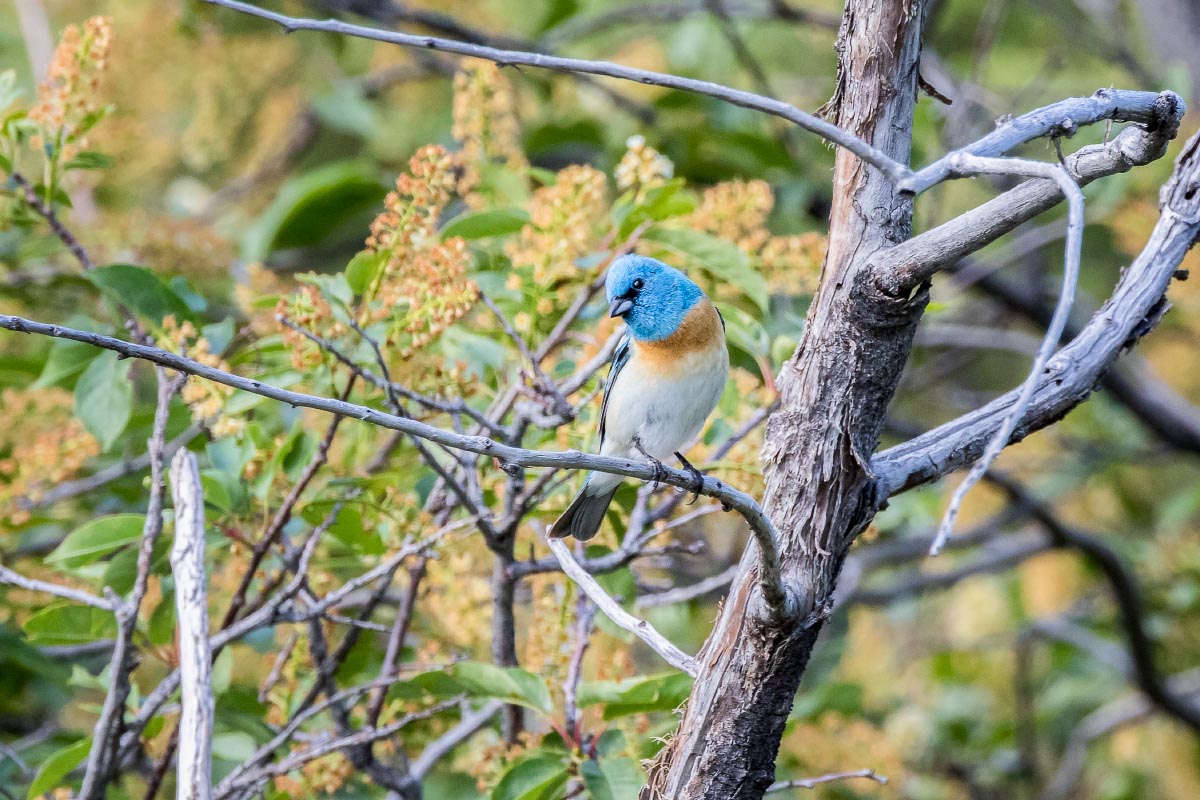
[675,451,704,504]
[633,437,668,490]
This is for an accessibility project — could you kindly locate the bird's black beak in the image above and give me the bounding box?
[609,297,634,318]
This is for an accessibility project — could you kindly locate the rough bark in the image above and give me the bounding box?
[643,2,929,797]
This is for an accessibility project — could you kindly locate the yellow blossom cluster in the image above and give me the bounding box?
[689,179,773,252]
[28,16,113,163]
[521,575,573,704]
[277,285,343,371]
[452,61,527,204]
[419,535,493,654]
[0,388,99,525]
[615,134,674,197]
[760,232,825,295]
[273,751,354,797]
[359,146,479,364]
[780,711,906,797]
[161,316,243,438]
[507,164,608,290]
[686,178,825,296]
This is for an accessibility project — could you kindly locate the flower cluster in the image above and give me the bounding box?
[689,179,773,252]
[0,388,99,525]
[277,285,343,371]
[615,134,673,197]
[686,177,825,296]
[161,316,243,437]
[452,61,527,205]
[29,16,113,163]
[760,231,825,295]
[508,164,608,289]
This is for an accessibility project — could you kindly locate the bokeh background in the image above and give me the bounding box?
[2,1,1200,798]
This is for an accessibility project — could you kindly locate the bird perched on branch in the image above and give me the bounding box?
[550,254,729,541]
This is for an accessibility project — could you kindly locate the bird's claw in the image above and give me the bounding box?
[633,437,668,490]
[675,451,704,504]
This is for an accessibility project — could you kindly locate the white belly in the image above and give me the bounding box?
[600,345,729,463]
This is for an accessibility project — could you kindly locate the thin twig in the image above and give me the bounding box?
[766,768,887,793]
[930,154,1083,555]
[546,536,697,677]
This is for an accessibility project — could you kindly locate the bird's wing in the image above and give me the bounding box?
[598,334,632,449]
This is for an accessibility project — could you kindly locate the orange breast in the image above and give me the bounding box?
[637,300,725,369]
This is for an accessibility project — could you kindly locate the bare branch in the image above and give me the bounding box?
[409,700,503,780]
[200,0,911,182]
[79,369,179,799]
[874,102,1184,296]
[546,536,698,677]
[930,155,1083,555]
[874,130,1200,495]
[169,449,213,800]
[0,563,114,610]
[0,314,778,567]
[898,89,1184,194]
[766,768,887,793]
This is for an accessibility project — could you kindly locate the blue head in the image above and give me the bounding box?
[605,255,704,342]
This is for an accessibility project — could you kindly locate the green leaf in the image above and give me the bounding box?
[85,264,195,324]
[441,208,530,241]
[212,730,257,762]
[491,756,569,800]
[46,513,145,568]
[242,162,387,260]
[23,605,116,645]
[33,337,101,389]
[345,250,388,295]
[0,69,23,112]
[73,351,133,452]
[643,227,768,312]
[26,737,91,799]
[581,757,646,800]
[448,663,553,714]
[577,672,693,720]
[63,150,113,171]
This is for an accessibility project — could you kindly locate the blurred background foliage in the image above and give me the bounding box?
[1,0,1199,798]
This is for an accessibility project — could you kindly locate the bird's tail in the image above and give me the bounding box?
[549,484,618,541]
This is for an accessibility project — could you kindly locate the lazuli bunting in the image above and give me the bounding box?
[550,254,729,541]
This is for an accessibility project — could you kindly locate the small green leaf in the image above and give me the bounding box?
[581,757,646,800]
[33,335,103,389]
[27,737,91,799]
[449,662,553,714]
[720,305,771,360]
[212,731,257,762]
[63,150,113,171]
[345,250,388,295]
[643,227,768,312]
[491,756,569,800]
[577,672,693,720]
[85,264,195,324]
[441,208,530,240]
[47,513,144,568]
[23,605,116,645]
[73,351,133,452]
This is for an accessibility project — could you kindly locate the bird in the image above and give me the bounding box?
[550,254,729,541]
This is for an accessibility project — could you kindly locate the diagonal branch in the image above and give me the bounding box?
[547,536,698,676]
[929,154,1083,555]
[874,129,1200,496]
[199,0,910,181]
[873,101,1184,296]
[0,313,781,592]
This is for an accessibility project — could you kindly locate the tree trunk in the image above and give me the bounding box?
[644,2,930,797]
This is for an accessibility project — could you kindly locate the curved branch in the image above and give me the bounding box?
[199,0,910,181]
[547,536,698,676]
[874,129,1200,495]
[898,89,1184,194]
[930,155,1083,555]
[0,313,783,603]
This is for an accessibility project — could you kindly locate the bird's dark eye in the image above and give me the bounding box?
[631,278,645,291]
